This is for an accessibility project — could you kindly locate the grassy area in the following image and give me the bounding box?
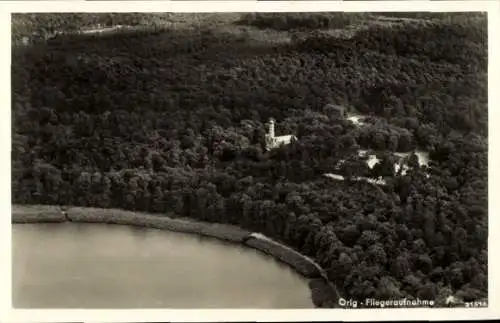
[12,204,66,223]
[244,236,322,278]
[68,206,252,243]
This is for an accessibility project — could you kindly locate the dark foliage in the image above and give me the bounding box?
[11,13,487,305]
[239,12,371,30]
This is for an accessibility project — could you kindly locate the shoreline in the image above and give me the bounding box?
[11,204,339,308]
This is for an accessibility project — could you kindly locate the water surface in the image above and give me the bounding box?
[12,223,313,308]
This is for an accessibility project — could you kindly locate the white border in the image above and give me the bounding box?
[1,1,499,322]
[0,1,497,12]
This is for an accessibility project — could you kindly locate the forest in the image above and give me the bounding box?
[11,12,488,306]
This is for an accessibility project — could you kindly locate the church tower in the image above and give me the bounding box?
[267,118,275,138]
[264,118,297,151]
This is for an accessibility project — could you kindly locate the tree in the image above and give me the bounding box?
[372,153,395,178]
[151,185,165,213]
[376,276,403,300]
[387,134,399,151]
[391,255,411,279]
[11,13,488,305]
[367,243,387,265]
[417,282,438,301]
[357,230,381,248]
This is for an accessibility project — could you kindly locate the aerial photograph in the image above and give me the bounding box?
[10,10,487,310]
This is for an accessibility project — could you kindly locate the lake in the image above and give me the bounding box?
[12,223,313,308]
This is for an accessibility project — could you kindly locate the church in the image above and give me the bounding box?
[264,118,297,151]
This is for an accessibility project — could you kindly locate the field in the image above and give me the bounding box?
[11,12,488,306]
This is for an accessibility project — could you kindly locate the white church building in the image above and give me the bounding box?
[265,118,297,151]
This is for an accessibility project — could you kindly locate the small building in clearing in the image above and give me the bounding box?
[323,104,347,119]
[265,118,297,151]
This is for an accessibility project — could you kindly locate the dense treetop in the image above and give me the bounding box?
[12,12,487,307]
